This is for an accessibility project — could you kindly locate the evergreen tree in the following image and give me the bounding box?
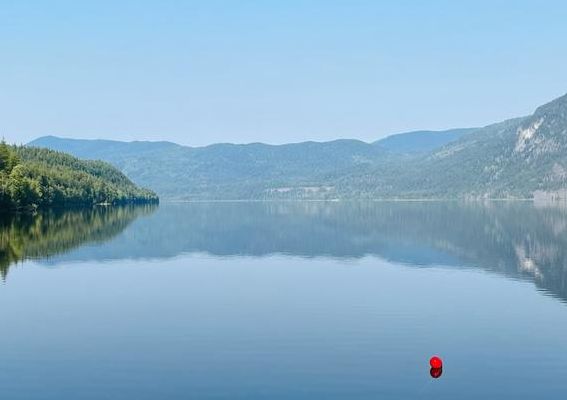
[0,144,158,212]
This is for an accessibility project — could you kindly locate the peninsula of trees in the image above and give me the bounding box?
[0,142,158,211]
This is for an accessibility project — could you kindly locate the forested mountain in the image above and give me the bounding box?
[28,129,471,199]
[28,93,567,200]
[0,143,158,210]
[337,117,528,199]
[360,93,567,199]
[28,137,398,199]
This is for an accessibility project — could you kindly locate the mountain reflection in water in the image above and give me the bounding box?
[3,201,567,302]
[0,205,157,279]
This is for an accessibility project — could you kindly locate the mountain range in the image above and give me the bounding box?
[28,93,567,200]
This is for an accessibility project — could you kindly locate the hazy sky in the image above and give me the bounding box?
[2,0,567,146]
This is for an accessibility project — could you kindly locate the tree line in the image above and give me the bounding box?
[0,141,158,211]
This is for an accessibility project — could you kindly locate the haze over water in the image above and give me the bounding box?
[2,201,567,399]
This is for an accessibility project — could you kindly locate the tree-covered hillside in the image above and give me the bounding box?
[29,130,468,200]
[0,142,158,210]
[355,93,567,199]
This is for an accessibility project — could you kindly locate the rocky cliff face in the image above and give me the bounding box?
[511,94,567,195]
[389,93,567,199]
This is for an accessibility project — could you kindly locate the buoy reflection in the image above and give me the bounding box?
[430,367,443,379]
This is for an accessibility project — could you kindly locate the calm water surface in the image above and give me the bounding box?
[2,202,567,399]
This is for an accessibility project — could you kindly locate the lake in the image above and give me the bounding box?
[2,201,567,399]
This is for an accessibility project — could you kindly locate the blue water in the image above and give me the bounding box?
[1,202,567,399]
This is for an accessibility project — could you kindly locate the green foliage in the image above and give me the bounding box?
[0,143,158,211]
[0,141,19,173]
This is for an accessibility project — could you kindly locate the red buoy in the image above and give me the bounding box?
[429,356,443,369]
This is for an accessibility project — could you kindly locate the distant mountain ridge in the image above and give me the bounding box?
[28,128,472,199]
[373,128,477,153]
[28,93,567,200]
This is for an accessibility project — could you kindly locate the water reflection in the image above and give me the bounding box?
[4,201,567,302]
[430,367,443,379]
[0,205,157,278]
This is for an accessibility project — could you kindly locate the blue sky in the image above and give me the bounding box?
[2,0,567,146]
